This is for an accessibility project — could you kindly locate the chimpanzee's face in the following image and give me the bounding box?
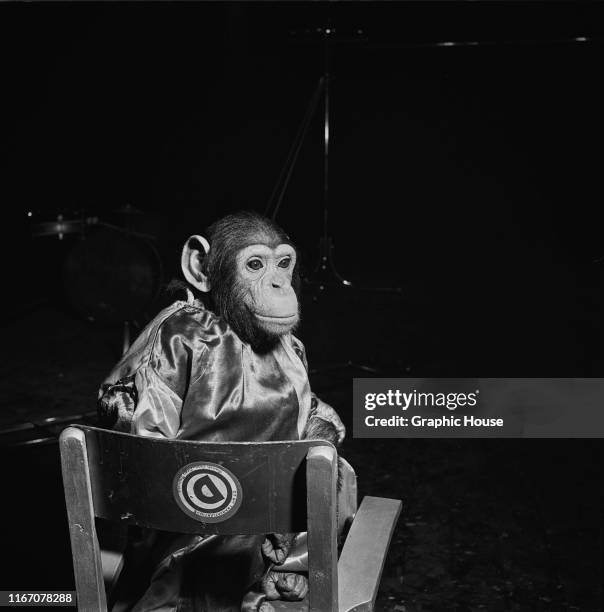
[236,243,299,336]
[181,212,302,352]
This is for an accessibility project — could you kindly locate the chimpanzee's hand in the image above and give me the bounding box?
[313,397,346,445]
[261,533,295,564]
[261,571,309,602]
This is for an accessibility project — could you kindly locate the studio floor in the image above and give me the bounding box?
[0,299,601,611]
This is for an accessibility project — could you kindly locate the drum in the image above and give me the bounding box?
[62,226,163,323]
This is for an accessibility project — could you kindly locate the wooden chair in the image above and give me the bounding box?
[59,425,401,612]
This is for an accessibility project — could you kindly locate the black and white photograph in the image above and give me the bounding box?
[0,2,602,610]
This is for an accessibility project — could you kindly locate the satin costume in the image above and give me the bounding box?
[98,296,315,611]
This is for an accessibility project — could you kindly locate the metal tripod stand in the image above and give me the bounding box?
[265,27,402,296]
[264,26,403,376]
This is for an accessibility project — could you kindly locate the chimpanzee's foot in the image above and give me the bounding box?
[261,570,309,602]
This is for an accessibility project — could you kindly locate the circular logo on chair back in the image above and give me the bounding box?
[173,462,243,523]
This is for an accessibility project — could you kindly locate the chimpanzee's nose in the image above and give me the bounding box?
[271,270,289,290]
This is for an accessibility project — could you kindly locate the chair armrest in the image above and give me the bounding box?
[337,496,402,612]
[101,549,124,595]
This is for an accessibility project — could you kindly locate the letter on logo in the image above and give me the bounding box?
[173,462,243,523]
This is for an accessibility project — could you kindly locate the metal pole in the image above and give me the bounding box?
[323,28,330,241]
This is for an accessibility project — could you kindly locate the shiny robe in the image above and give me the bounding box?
[98,297,314,611]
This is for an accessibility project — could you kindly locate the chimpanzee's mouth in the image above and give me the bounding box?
[254,313,298,323]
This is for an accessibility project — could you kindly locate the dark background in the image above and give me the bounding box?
[2,0,604,377]
[0,2,602,610]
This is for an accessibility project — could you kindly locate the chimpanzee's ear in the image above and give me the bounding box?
[181,235,211,292]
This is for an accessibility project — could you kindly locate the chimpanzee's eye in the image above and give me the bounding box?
[278,257,291,269]
[247,258,263,271]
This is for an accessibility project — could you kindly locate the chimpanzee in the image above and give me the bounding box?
[98,211,346,611]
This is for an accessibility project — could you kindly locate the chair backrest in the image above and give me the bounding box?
[60,425,339,611]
